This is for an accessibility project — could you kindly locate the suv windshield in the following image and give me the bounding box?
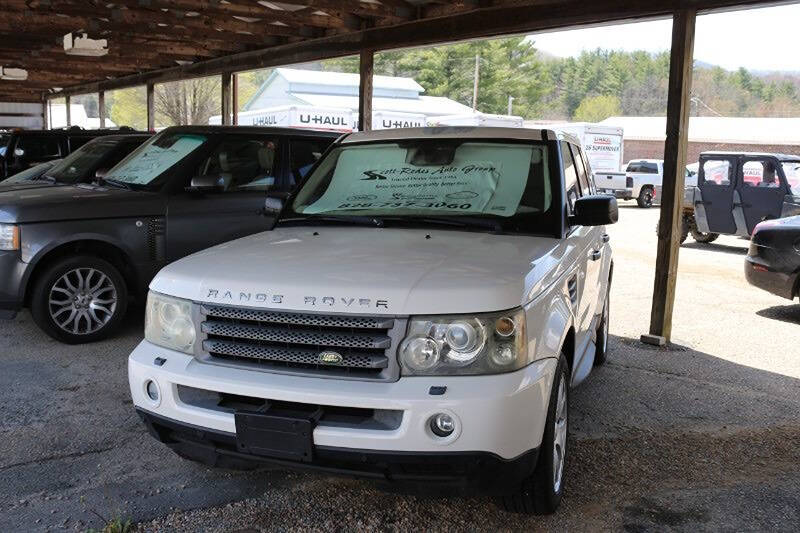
[288,140,560,236]
[782,161,800,195]
[104,132,206,188]
[2,160,59,184]
[47,139,117,183]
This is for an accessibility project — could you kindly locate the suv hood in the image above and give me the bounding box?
[0,184,163,223]
[152,226,565,316]
[0,180,65,193]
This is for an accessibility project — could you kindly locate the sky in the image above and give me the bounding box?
[528,3,800,72]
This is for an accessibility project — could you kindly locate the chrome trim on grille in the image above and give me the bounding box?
[201,305,394,329]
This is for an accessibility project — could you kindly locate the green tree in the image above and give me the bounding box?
[573,94,622,122]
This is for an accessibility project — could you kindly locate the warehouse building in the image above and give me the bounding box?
[600,116,800,163]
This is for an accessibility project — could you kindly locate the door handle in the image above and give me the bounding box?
[601,233,610,243]
[590,250,601,261]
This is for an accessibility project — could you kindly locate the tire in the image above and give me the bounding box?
[594,286,610,366]
[498,354,570,515]
[30,255,128,344]
[636,186,654,208]
[691,229,719,243]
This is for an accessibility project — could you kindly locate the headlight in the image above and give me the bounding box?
[399,309,527,376]
[0,224,20,251]
[144,291,196,354]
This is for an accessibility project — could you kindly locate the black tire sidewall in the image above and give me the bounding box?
[531,353,570,513]
[637,186,654,208]
[30,255,128,344]
[594,288,610,365]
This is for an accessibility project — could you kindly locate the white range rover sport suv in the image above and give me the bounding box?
[128,127,617,514]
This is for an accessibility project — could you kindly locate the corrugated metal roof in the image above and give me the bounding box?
[599,116,800,145]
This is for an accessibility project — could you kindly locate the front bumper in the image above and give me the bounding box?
[0,250,27,318]
[138,409,539,493]
[129,340,557,466]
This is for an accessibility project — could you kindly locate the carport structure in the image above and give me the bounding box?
[0,0,788,343]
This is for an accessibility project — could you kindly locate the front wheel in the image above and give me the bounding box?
[30,255,128,344]
[498,354,570,515]
[637,186,654,208]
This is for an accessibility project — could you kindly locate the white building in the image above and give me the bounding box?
[216,68,476,131]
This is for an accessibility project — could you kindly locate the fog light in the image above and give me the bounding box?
[145,380,160,402]
[429,413,455,437]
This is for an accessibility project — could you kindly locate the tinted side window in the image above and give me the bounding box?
[570,143,591,195]
[289,139,329,187]
[701,159,733,187]
[561,141,580,213]
[16,136,61,159]
[197,137,277,192]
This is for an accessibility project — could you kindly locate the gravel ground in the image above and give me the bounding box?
[1,204,799,532]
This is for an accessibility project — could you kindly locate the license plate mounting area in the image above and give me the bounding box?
[234,404,322,463]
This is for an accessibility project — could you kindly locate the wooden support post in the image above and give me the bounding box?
[643,8,697,347]
[221,72,233,125]
[146,83,155,131]
[65,95,71,127]
[42,99,49,130]
[232,73,239,125]
[358,49,374,132]
[98,91,106,129]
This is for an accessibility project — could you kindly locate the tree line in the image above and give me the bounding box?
[323,36,800,122]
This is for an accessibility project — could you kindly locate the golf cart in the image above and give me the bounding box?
[680,152,800,243]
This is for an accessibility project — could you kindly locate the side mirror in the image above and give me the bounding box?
[190,174,225,191]
[95,168,109,179]
[14,148,24,157]
[570,195,618,227]
[263,191,287,218]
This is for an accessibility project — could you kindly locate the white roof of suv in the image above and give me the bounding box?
[341,126,578,145]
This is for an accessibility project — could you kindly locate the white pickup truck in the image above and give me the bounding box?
[128,127,617,514]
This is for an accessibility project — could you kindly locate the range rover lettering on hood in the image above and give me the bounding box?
[205,289,389,309]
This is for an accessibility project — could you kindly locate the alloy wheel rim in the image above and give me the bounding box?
[552,374,568,493]
[48,268,117,335]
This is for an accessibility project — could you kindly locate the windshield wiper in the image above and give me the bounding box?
[278,215,385,227]
[36,174,57,182]
[98,177,132,190]
[381,216,504,232]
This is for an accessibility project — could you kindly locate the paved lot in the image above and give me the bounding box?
[1,204,799,532]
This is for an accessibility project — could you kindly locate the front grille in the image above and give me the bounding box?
[199,305,402,381]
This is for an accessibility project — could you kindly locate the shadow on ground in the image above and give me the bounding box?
[129,334,800,531]
[756,304,800,325]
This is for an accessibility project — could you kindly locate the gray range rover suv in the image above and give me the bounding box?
[0,126,338,343]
